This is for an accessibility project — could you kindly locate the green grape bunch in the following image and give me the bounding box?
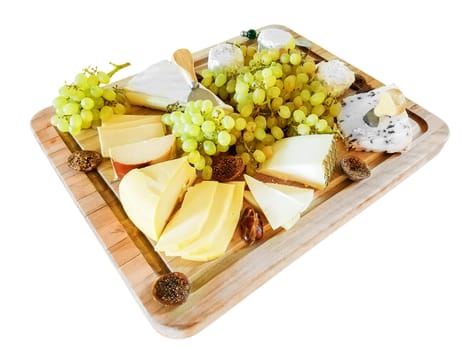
[199,43,342,174]
[50,62,130,135]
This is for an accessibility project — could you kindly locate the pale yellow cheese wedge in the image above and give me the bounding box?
[155,181,218,252]
[266,183,314,213]
[181,181,244,261]
[118,157,196,241]
[257,134,336,190]
[97,122,165,157]
[244,175,304,230]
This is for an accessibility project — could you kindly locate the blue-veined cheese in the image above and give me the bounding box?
[337,85,413,153]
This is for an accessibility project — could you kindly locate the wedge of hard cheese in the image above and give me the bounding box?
[257,134,337,190]
[118,157,196,242]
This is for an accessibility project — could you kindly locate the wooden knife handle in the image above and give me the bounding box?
[173,48,197,86]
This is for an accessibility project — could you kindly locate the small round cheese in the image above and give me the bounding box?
[207,43,244,71]
[316,59,355,96]
[257,28,294,51]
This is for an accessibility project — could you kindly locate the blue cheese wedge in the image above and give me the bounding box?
[257,28,294,51]
[124,60,192,110]
[337,85,413,153]
[208,43,244,71]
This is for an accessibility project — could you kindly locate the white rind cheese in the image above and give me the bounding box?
[124,60,192,110]
[337,85,413,153]
[208,43,244,71]
[316,59,355,96]
[257,28,294,51]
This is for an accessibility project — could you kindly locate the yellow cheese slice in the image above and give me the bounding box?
[97,122,165,157]
[181,181,244,261]
[244,175,303,230]
[155,181,218,252]
[118,157,196,241]
[266,183,314,213]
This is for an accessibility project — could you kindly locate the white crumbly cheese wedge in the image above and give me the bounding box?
[124,60,192,110]
[208,43,244,71]
[257,28,294,51]
[337,85,413,153]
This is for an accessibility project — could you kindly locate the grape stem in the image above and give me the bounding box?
[107,62,131,78]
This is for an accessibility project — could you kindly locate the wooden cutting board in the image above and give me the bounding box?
[30,24,449,338]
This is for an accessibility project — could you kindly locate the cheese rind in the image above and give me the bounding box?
[257,28,294,51]
[118,157,196,241]
[208,43,244,71]
[257,134,337,190]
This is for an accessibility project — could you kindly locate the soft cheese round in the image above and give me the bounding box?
[316,59,355,96]
[257,28,294,51]
[208,43,244,71]
[337,85,413,153]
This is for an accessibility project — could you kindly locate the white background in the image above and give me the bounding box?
[1,0,466,348]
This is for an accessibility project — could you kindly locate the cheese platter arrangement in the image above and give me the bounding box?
[30,24,449,338]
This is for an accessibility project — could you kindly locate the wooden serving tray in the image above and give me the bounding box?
[30,25,449,338]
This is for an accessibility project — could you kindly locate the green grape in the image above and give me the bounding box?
[113,103,126,115]
[263,75,276,88]
[240,152,250,165]
[97,71,110,84]
[284,75,296,92]
[194,156,206,171]
[297,123,311,135]
[300,89,311,102]
[243,130,255,142]
[80,97,95,110]
[102,88,116,101]
[201,165,213,180]
[56,118,69,132]
[316,119,329,132]
[263,134,275,146]
[226,78,236,93]
[191,112,204,126]
[90,85,103,98]
[290,53,302,65]
[182,138,198,152]
[266,116,278,128]
[87,74,99,87]
[271,64,283,78]
[303,60,316,74]
[99,106,114,121]
[69,124,81,136]
[253,149,266,163]
[188,150,201,164]
[203,140,217,155]
[278,105,291,119]
[235,117,247,130]
[310,91,326,106]
[201,120,216,134]
[53,96,67,109]
[201,76,213,87]
[293,109,306,123]
[311,104,326,116]
[271,126,284,140]
[221,115,235,130]
[254,128,266,141]
[254,115,267,129]
[80,110,93,128]
[329,102,342,117]
[239,103,254,117]
[75,73,89,89]
[201,69,213,79]
[201,100,213,115]
[217,131,231,146]
[187,124,201,137]
[58,85,72,97]
[271,97,283,110]
[50,114,60,127]
[62,102,80,115]
[252,88,266,104]
[70,89,85,102]
[246,121,256,132]
[310,80,322,92]
[280,53,290,64]
[214,73,227,87]
[306,113,319,126]
[69,114,82,128]
[267,86,281,99]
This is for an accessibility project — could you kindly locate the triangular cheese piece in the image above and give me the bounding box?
[244,175,303,230]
